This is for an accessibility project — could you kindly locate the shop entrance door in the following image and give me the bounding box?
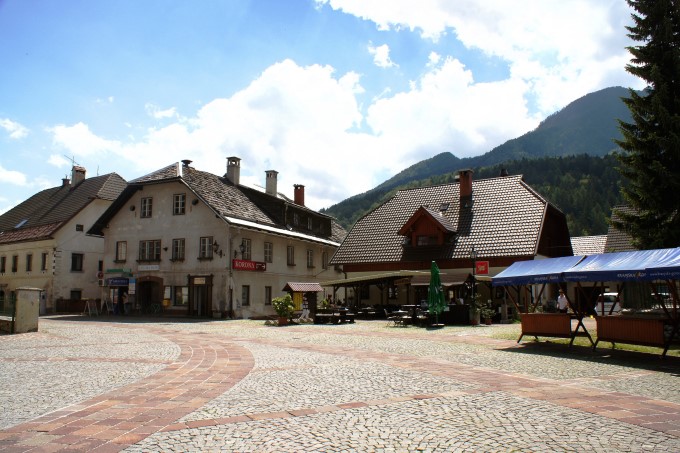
[188,275,213,317]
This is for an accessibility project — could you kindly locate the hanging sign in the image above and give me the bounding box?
[232,259,266,272]
[475,261,489,275]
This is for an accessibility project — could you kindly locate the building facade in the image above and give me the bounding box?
[328,169,573,309]
[0,167,127,313]
[89,157,345,319]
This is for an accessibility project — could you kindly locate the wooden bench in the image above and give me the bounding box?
[314,313,334,324]
[333,312,355,324]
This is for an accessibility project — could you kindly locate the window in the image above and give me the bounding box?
[76,224,84,232]
[242,238,251,260]
[172,238,185,261]
[71,253,84,272]
[141,197,153,218]
[293,213,299,226]
[264,242,273,263]
[115,241,127,262]
[173,193,186,215]
[199,236,213,259]
[264,286,272,305]
[241,285,250,306]
[25,254,32,272]
[416,235,437,246]
[41,253,48,271]
[307,217,312,230]
[174,286,189,306]
[322,251,329,270]
[287,245,295,266]
[0,256,5,273]
[12,255,18,273]
[307,249,314,268]
[139,240,161,261]
[70,290,82,301]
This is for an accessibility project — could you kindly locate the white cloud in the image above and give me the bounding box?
[368,43,397,68]
[46,58,543,210]
[48,154,71,168]
[0,163,28,186]
[0,118,29,139]
[48,122,121,157]
[427,52,441,67]
[317,0,644,114]
[145,103,179,119]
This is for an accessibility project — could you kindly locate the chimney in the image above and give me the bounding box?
[225,156,241,185]
[62,177,70,187]
[459,169,473,203]
[71,166,86,187]
[294,184,305,206]
[265,170,278,196]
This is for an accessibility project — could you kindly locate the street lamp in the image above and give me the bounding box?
[470,245,478,302]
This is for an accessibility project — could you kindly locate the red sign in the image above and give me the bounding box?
[232,259,267,272]
[475,261,489,275]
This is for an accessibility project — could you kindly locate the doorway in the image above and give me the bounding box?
[188,275,213,317]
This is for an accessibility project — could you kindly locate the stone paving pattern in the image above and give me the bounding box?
[0,316,679,452]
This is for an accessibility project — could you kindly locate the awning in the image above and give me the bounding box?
[563,248,679,282]
[282,282,323,292]
[646,247,680,280]
[409,270,469,287]
[492,256,585,286]
[320,270,432,288]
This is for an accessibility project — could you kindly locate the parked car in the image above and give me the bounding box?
[596,292,621,314]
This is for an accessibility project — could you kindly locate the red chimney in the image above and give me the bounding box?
[294,184,305,206]
[459,169,473,201]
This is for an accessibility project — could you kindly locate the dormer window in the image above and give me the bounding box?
[416,236,437,246]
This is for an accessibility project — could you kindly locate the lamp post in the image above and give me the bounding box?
[470,245,478,302]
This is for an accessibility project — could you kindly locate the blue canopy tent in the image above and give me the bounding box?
[492,256,591,346]
[560,248,680,356]
[563,248,680,282]
[645,247,680,281]
[492,256,585,286]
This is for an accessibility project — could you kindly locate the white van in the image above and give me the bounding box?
[596,292,621,314]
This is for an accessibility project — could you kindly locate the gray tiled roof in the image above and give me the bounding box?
[0,173,127,243]
[571,235,606,256]
[331,175,550,264]
[92,163,346,244]
[605,205,636,252]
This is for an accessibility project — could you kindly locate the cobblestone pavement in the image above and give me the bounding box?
[1,316,679,452]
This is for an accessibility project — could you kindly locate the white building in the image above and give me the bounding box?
[88,157,346,319]
[0,166,127,314]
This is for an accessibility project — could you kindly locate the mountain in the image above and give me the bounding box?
[322,86,633,233]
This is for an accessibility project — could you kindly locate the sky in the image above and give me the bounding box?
[0,0,645,214]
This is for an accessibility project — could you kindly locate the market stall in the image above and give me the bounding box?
[493,248,680,356]
[492,256,591,345]
[570,248,680,356]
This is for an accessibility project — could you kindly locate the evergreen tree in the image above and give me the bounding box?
[614,0,680,248]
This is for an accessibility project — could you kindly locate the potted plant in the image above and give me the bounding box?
[272,294,295,326]
[480,299,496,325]
[469,293,483,326]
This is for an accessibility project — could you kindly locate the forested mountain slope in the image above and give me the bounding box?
[322,87,631,236]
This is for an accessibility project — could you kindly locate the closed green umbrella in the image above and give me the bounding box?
[428,261,446,326]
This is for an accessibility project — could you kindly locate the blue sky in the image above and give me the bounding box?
[0,0,644,213]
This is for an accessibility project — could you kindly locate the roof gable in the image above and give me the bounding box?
[398,206,457,236]
[0,172,127,243]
